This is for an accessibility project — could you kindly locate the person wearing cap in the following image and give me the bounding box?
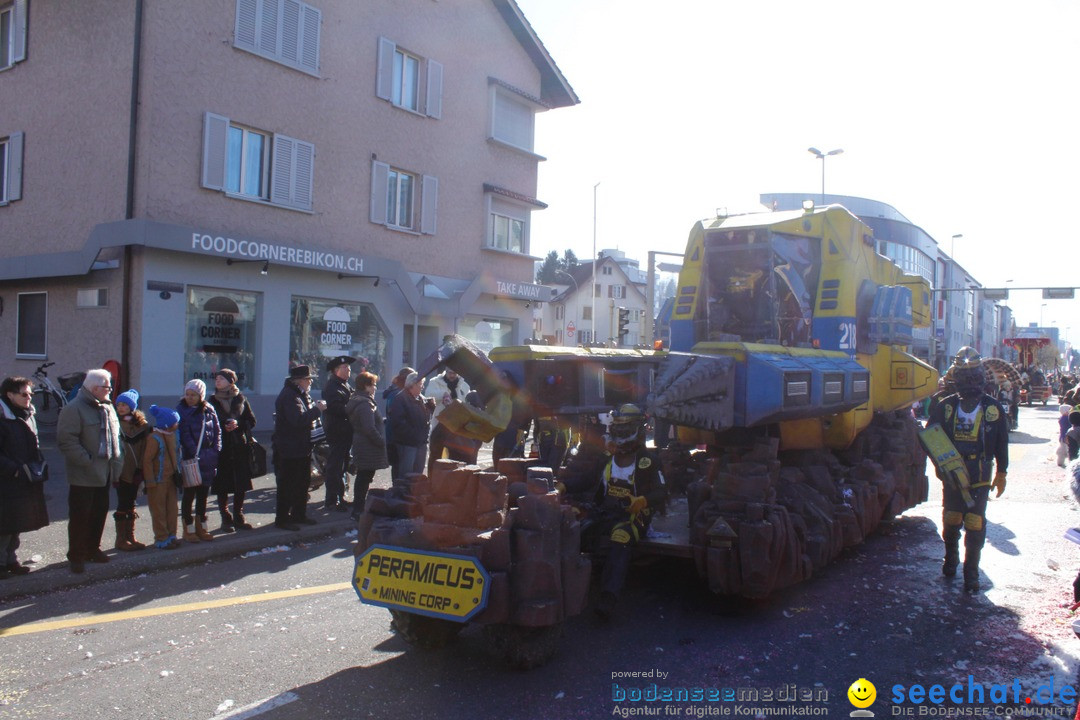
[114,388,149,551]
[272,365,326,530]
[209,369,257,531]
[142,405,182,549]
[177,379,222,543]
[388,371,433,478]
[322,356,356,512]
[928,347,1009,594]
[56,369,123,574]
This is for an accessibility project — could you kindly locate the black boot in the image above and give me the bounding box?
[219,497,235,533]
[942,527,960,577]
[963,547,981,593]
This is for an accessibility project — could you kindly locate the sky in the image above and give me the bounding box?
[515,0,1080,341]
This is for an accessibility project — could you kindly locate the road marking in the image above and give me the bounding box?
[0,582,352,638]
[212,692,299,720]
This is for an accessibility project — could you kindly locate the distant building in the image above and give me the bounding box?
[539,251,648,347]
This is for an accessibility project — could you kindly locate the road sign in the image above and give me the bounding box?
[1043,288,1075,299]
[566,321,575,338]
[353,545,489,622]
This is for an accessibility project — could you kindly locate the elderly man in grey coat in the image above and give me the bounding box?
[57,369,123,574]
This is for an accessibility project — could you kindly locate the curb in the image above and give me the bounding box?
[0,514,359,602]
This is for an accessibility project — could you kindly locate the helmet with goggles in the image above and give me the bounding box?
[607,403,646,453]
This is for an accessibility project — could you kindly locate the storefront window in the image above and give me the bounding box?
[459,317,515,354]
[290,297,388,392]
[185,287,258,390]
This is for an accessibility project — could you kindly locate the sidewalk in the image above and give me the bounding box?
[0,429,390,602]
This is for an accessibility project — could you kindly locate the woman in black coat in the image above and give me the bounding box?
[0,376,49,578]
[346,371,388,519]
[209,369,257,532]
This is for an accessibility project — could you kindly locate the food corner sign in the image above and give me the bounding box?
[353,545,490,622]
[191,231,364,273]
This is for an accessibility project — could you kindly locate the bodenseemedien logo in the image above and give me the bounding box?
[848,678,876,717]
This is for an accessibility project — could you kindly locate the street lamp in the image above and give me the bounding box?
[807,147,843,205]
[592,181,601,345]
[950,233,963,260]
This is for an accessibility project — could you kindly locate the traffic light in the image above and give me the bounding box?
[617,307,630,343]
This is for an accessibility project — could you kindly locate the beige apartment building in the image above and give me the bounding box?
[0,0,576,414]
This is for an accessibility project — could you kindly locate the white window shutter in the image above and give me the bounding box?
[234,0,258,50]
[292,139,314,210]
[425,60,443,119]
[370,161,389,225]
[258,0,281,56]
[201,112,229,191]
[375,37,395,101]
[12,0,27,62]
[6,132,23,201]
[280,0,300,64]
[299,4,320,74]
[421,175,438,235]
[270,134,294,206]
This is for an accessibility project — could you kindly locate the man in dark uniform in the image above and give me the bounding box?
[560,404,668,619]
[928,347,1009,593]
[322,356,355,511]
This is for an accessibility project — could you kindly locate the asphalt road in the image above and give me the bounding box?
[2,404,1080,720]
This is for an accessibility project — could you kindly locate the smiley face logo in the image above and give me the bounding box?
[848,678,876,709]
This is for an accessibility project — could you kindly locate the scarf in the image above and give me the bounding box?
[0,394,31,422]
[97,402,121,459]
[446,375,460,400]
[214,384,239,404]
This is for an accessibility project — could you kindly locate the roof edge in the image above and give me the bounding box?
[491,0,580,109]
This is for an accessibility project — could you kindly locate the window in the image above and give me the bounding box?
[0,0,26,70]
[0,132,23,204]
[16,291,46,358]
[609,285,626,299]
[602,266,613,276]
[370,161,437,234]
[202,112,314,211]
[226,125,267,199]
[76,288,108,308]
[582,307,592,321]
[376,37,442,119]
[387,169,414,229]
[234,0,321,76]
[484,195,529,253]
[594,283,601,297]
[490,86,536,152]
[186,288,259,391]
[555,305,564,321]
[290,297,389,390]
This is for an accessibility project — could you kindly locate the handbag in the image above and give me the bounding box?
[21,457,48,483]
[180,418,205,488]
[248,437,267,479]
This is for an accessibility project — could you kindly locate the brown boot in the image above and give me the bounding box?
[114,513,138,551]
[196,518,214,541]
[126,511,147,550]
[183,522,200,543]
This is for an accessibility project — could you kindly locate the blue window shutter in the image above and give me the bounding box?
[426,60,443,119]
[421,175,438,235]
[375,37,395,101]
[299,4,320,74]
[370,162,389,225]
[12,0,27,62]
[7,132,23,201]
[201,112,229,191]
[280,0,300,64]
[258,0,281,57]
[234,0,257,51]
[270,134,294,206]
[292,139,314,210]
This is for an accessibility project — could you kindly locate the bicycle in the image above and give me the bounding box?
[30,362,85,426]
